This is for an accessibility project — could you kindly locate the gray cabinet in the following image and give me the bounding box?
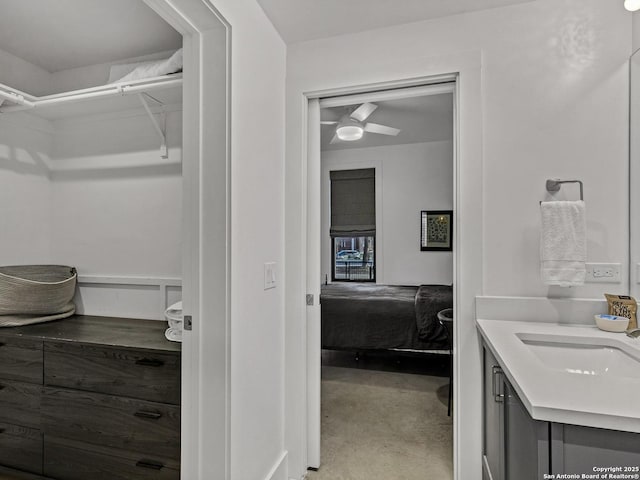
[551,424,640,475]
[483,342,640,479]
[483,347,503,480]
[503,381,548,480]
[483,347,547,480]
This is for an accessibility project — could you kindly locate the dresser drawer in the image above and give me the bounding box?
[0,337,43,384]
[0,423,42,475]
[44,437,179,480]
[44,342,180,404]
[43,387,180,459]
[0,379,41,429]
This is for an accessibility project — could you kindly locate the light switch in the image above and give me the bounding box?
[264,262,276,290]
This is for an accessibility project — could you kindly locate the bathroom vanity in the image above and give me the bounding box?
[479,319,640,480]
[0,315,181,480]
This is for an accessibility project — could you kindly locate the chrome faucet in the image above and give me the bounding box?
[626,328,640,339]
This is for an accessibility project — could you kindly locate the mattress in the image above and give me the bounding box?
[320,283,450,352]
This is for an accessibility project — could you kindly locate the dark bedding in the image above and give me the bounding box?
[320,283,452,351]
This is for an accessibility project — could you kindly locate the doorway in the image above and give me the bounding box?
[306,82,456,478]
[141,1,231,478]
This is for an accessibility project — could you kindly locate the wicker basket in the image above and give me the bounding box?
[0,265,77,327]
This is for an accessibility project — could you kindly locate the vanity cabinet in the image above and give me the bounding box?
[483,343,640,479]
[483,347,548,480]
[0,315,181,480]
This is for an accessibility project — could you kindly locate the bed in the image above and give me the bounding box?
[320,283,452,352]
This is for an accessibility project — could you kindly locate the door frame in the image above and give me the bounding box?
[141,2,231,479]
[285,51,484,480]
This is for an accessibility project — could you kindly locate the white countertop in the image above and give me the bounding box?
[477,319,640,433]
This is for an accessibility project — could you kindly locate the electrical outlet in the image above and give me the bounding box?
[585,263,621,283]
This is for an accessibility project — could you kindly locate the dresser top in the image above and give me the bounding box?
[0,315,181,353]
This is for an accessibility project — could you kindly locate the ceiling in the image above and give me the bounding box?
[321,93,453,152]
[0,0,182,72]
[256,0,534,44]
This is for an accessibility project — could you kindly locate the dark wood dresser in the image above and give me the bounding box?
[0,315,181,480]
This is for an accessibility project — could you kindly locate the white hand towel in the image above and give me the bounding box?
[540,200,587,287]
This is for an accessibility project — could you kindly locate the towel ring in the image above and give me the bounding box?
[540,179,584,204]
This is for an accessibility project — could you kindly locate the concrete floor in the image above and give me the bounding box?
[308,352,453,480]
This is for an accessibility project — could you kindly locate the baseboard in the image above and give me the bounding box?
[75,274,182,320]
[264,450,288,480]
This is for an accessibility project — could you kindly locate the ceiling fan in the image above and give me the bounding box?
[321,102,400,143]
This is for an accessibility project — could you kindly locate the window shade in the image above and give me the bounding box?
[330,168,375,237]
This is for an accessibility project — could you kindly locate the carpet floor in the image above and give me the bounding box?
[307,359,453,480]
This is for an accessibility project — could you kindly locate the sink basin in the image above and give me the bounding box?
[517,333,640,379]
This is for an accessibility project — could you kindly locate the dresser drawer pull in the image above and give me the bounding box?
[135,358,165,367]
[136,459,164,470]
[134,410,163,420]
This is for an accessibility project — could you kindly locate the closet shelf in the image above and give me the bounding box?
[0,74,182,121]
[0,74,182,159]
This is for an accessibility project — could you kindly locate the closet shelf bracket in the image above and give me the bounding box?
[137,92,169,159]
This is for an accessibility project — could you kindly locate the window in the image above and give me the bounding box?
[330,168,376,282]
[333,236,375,281]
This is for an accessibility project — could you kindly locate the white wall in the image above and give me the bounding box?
[49,110,182,278]
[290,0,630,300]
[0,47,50,96]
[322,141,453,285]
[0,114,53,265]
[633,12,640,52]
[202,1,288,479]
[285,1,631,479]
[0,107,183,320]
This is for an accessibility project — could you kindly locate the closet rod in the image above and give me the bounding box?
[0,78,182,114]
[0,90,35,108]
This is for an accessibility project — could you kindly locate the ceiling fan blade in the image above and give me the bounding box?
[364,122,400,136]
[350,102,378,122]
[330,134,340,144]
[321,121,338,125]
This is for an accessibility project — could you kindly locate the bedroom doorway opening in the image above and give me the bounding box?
[307,82,456,479]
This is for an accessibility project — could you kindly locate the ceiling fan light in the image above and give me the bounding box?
[625,0,640,11]
[336,125,364,141]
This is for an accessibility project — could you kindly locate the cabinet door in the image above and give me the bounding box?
[551,423,640,474]
[504,380,549,480]
[483,347,504,480]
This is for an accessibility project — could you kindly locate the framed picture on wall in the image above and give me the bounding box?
[421,210,453,251]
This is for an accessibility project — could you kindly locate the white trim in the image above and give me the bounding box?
[285,50,484,480]
[310,79,458,471]
[77,275,181,286]
[141,2,231,479]
[77,275,182,317]
[263,451,289,480]
[305,73,459,100]
[306,98,321,468]
[318,82,454,108]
